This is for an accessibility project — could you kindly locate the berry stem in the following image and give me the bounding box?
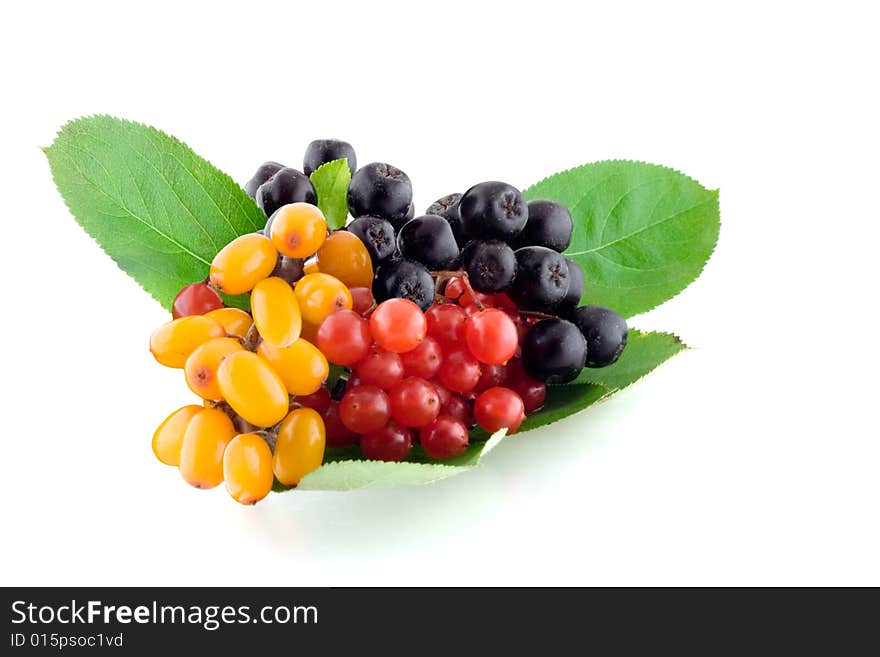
[243,323,261,352]
[430,269,484,311]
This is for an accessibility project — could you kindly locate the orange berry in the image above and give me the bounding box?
[316,231,374,288]
[303,259,320,275]
[223,433,274,505]
[152,405,202,466]
[257,338,328,396]
[274,408,326,486]
[294,273,353,325]
[217,351,289,427]
[150,315,225,368]
[268,203,327,259]
[251,277,302,347]
[178,408,236,489]
[204,307,253,338]
[209,233,278,295]
[184,337,244,400]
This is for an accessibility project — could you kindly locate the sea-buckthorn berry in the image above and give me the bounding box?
[474,387,525,434]
[150,315,225,368]
[339,385,391,433]
[178,408,236,489]
[316,231,374,288]
[294,273,353,325]
[152,405,202,466]
[172,282,223,318]
[209,233,278,295]
[370,298,427,353]
[360,422,413,462]
[217,351,289,427]
[420,414,469,460]
[251,277,302,347]
[223,433,274,505]
[316,310,372,366]
[274,408,326,486]
[389,377,440,428]
[257,338,328,396]
[204,307,254,338]
[184,337,244,400]
[268,202,327,258]
[465,308,518,365]
[303,259,319,275]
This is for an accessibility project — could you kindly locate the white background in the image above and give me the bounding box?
[1,1,878,586]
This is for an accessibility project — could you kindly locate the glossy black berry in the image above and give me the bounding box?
[272,255,305,285]
[372,259,435,311]
[426,193,466,246]
[303,139,357,177]
[244,161,284,199]
[508,246,570,311]
[255,168,317,217]
[459,181,528,241]
[397,215,460,270]
[521,319,587,384]
[461,240,516,293]
[347,215,397,263]
[514,200,573,252]
[558,257,585,315]
[403,203,415,223]
[571,305,628,368]
[347,162,413,224]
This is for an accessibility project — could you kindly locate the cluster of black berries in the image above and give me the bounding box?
[243,139,628,385]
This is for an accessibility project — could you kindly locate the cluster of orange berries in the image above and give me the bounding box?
[149,203,374,504]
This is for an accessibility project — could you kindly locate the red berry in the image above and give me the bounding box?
[172,282,223,318]
[399,336,443,379]
[316,309,372,366]
[437,348,481,394]
[389,377,441,428]
[433,383,451,406]
[356,350,405,390]
[475,363,507,393]
[360,422,413,462]
[512,377,546,413]
[442,394,473,427]
[339,385,391,433]
[425,304,467,349]
[473,387,525,434]
[443,277,469,304]
[295,387,331,414]
[420,415,469,459]
[370,298,427,353]
[323,401,357,448]
[465,308,518,365]
[350,286,375,315]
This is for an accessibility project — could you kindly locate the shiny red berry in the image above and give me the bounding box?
[172,282,223,318]
[420,415,469,459]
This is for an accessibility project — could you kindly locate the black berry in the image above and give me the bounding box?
[347,162,413,224]
[426,193,462,216]
[521,319,587,384]
[372,259,435,311]
[461,240,516,293]
[397,215,460,270]
[514,200,573,252]
[244,161,284,199]
[255,167,317,217]
[508,246,570,311]
[347,216,397,263]
[558,257,585,315]
[272,255,305,285]
[402,203,415,223]
[303,139,357,177]
[571,306,628,368]
[426,193,466,246]
[459,181,528,241]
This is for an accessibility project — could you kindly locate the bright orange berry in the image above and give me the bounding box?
[184,337,244,400]
[269,203,327,258]
[294,273,353,325]
[150,315,225,368]
[178,408,236,489]
[223,433,275,505]
[303,259,320,275]
[209,233,278,295]
[204,307,253,338]
[217,351,289,427]
[316,231,374,288]
[152,405,202,466]
[274,408,326,486]
[257,338,328,396]
[251,277,302,347]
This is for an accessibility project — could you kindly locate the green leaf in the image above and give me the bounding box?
[574,329,687,389]
[523,160,720,318]
[296,429,507,491]
[309,159,351,229]
[44,116,265,310]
